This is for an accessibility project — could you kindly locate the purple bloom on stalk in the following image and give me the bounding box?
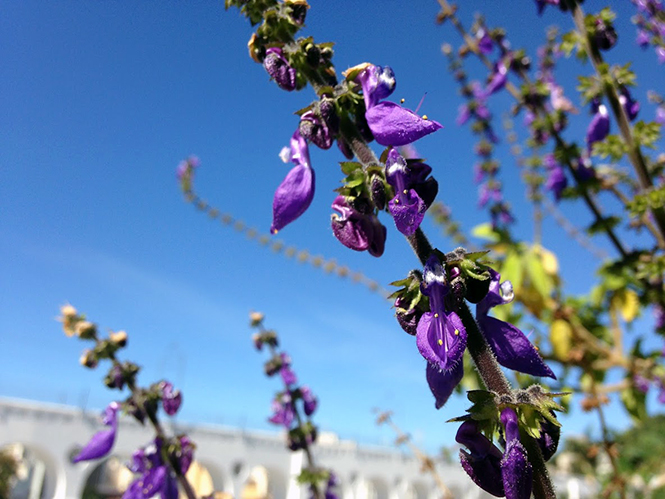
[124,439,179,499]
[544,153,568,202]
[484,59,509,97]
[634,374,651,393]
[330,196,386,257]
[500,408,533,499]
[619,88,640,121]
[271,130,315,234]
[161,381,182,416]
[280,353,298,386]
[299,110,333,150]
[477,269,556,378]
[385,149,427,236]
[263,48,297,91]
[72,402,119,463]
[637,29,650,47]
[177,436,194,475]
[477,29,493,55]
[354,64,442,146]
[300,386,318,416]
[417,256,467,408]
[586,102,610,153]
[268,393,295,428]
[657,106,665,124]
[456,420,505,497]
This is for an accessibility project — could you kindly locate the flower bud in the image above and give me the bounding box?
[247,33,265,63]
[109,330,127,347]
[370,175,386,210]
[593,19,617,51]
[75,321,97,340]
[263,48,297,92]
[319,97,339,134]
[249,311,265,327]
[105,364,125,389]
[161,381,182,416]
[299,110,333,149]
[60,304,78,337]
[285,0,309,25]
[80,349,98,369]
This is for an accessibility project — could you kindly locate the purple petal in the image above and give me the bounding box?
[366,102,442,147]
[637,30,650,48]
[264,48,296,91]
[456,104,470,125]
[416,311,467,372]
[586,105,610,152]
[301,386,318,416]
[426,361,463,409]
[357,64,396,109]
[477,31,493,55]
[280,365,298,386]
[330,195,386,257]
[388,190,426,236]
[270,163,315,234]
[501,440,533,499]
[459,450,505,497]
[479,316,556,378]
[161,382,182,416]
[72,403,119,463]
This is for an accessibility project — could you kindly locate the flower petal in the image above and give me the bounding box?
[72,428,116,463]
[479,316,556,378]
[501,440,533,499]
[459,449,504,497]
[270,163,315,234]
[426,361,463,409]
[388,189,426,236]
[366,102,442,147]
[416,311,467,372]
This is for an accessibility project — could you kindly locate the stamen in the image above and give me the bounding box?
[400,98,405,104]
[454,329,460,336]
[414,92,428,114]
[422,115,428,120]
[403,189,408,194]
[434,313,439,318]
[437,339,443,346]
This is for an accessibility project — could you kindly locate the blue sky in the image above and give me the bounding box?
[2,0,664,455]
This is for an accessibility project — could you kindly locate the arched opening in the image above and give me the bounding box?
[1,442,64,499]
[80,456,133,499]
[239,465,288,499]
[356,476,389,499]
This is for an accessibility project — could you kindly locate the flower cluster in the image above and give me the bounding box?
[58,305,195,498]
[631,0,665,63]
[251,313,335,499]
[397,252,555,409]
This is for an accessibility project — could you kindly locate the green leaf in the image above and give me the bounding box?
[471,223,500,242]
[621,386,647,423]
[526,248,553,299]
[586,215,621,236]
[633,121,661,148]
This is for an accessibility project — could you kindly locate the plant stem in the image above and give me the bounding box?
[568,1,665,245]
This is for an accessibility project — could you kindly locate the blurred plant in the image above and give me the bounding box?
[374,410,453,499]
[250,311,337,499]
[0,449,18,499]
[58,305,197,499]
[225,1,564,497]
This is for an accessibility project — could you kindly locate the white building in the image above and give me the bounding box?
[0,398,594,499]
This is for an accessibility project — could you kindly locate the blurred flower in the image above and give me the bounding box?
[263,48,297,91]
[330,196,386,257]
[271,130,315,234]
[161,381,182,416]
[476,269,555,378]
[72,402,119,463]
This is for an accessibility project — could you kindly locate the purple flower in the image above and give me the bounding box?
[72,402,119,463]
[268,393,296,428]
[271,130,315,234]
[280,353,298,386]
[593,19,618,51]
[657,106,665,124]
[477,29,493,55]
[586,103,610,153]
[299,110,333,150]
[263,48,297,91]
[417,256,467,408]
[330,195,386,257]
[177,436,195,475]
[385,149,428,236]
[161,381,182,416]
[500,408,533,499]
[125,439,179,499]
[300,386,318,416]
[634,374,651,393]
[658,46,665,63]
[637,29,650,47]
[476,270,556,378]
[456,420,505,497]
[574,155,596,181]
[619,88,640,121]
[355,64,442,146]
[484,59,509,97]
[544,154,568,202]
